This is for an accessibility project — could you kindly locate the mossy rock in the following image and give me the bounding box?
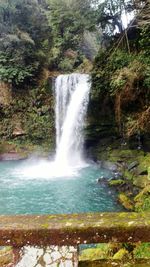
[137,153,150,174]
[133,175,150,188]
[108,149,144,163]
[109,179,125,186]
[124,170,134,181]
[113,248,129,260]
[118,193,134,210]
[79,244,111,261]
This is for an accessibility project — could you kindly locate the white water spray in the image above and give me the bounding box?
[15,73,91,179]
[55,73,91,167]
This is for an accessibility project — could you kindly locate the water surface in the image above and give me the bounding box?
[0,159,121,214]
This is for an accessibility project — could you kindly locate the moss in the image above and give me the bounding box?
[134,184,150,211]
[79,260,150,267]
[113,248,129,260]
[134,186,150,202]
[118,193,134,211]
[135,195,150,212]
[133,175,150,189]
[148,167,150,180]
[77,58,93,73]
[108,149,144,162]
[79,244,111,261]
[124,170,134,181]
[137,153,150,173]
[133,243,150,259]
[0,83,55,153]
[109,179,125,186]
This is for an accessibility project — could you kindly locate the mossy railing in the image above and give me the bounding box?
[1,212,150,266]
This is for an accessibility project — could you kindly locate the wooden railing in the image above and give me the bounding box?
[1,212,150,266]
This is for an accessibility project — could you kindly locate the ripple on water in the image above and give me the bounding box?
[0,159,122,215]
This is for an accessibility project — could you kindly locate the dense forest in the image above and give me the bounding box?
[0,0,149,147]
[0,0,150,262]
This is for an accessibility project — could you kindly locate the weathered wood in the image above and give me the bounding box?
[0,212,150,246]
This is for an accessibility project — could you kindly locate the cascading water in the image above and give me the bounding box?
[15,73,91,178]
[55,73,91,167]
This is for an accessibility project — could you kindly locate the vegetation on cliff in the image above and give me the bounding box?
[0,0,51,86]
[91,25,150,140]
[0,0,149,161]
[0,0,100,149]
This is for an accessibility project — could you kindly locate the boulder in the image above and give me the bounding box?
[127,161,139,171]
[97,177,109,186]
[109,179,125,186]
[0,152,27,161]
[12,126,26,137]
[101,161,118,172]
[112,171,123,179]
[113,248,129,260]
[133,175,150,188]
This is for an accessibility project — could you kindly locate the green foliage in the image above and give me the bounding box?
[80,243,112,261]
[119,193,134,210]
[92,30,150,98]
[133,243,150,259]
[0,0,52,86]
[58,58,75,72]
[47,0,98,70]
[0,83,55,146]
[109,50,134,71]
[93,50,123,92]
[139,26,150,55]
[135,195,150,212]
[0,52,34,84]
[1,0,137,77]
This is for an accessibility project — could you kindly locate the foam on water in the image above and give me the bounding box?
[13,159,88,180]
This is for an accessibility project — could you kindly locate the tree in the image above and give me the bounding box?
[46,0,99,69]
[0,0,52,86]
[96,0,135,34]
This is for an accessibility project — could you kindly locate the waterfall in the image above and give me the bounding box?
[19,73,91,179]
[55,73,91,167]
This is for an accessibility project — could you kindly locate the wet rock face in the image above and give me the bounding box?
[100,161,118,172]
[0,152,27,161]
